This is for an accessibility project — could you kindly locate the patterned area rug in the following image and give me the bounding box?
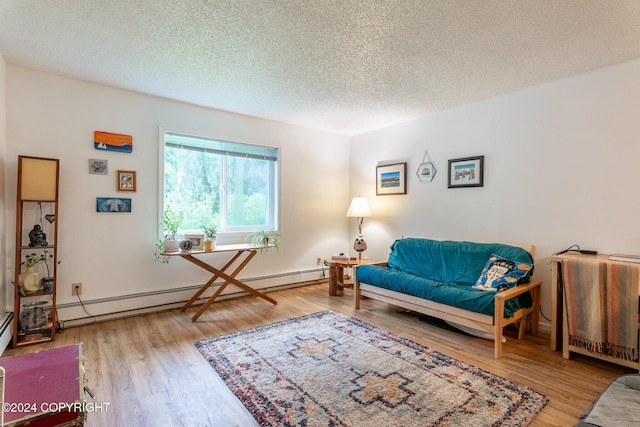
[195,310,547,426]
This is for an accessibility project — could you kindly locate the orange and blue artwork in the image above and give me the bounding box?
[94,131,133,153]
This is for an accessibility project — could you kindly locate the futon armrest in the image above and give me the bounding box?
[495,279,542,303]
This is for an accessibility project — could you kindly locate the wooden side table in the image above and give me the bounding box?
[323,258,378,296]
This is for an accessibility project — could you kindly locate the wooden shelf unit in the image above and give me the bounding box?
[12,156,60,348]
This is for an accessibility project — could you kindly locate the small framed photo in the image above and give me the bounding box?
[376,162,407,195]
[89,159,108,175]
[448,156,484,188]
[185,234,204,250]
[117,170,136,192]
[416,162,436,183]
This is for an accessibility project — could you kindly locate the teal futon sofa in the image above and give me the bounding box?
[355,238,542,358]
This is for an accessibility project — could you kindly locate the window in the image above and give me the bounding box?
[162,130,279,235]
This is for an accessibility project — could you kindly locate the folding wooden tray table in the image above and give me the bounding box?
[165,244,277,321]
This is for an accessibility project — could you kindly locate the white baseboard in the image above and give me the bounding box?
[58,270,325,327]
[537,321,551,333]
[0,312,14,356]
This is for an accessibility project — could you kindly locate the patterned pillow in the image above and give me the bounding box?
[473,254,533,292]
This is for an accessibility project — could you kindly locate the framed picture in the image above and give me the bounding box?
[88,159,108,175]
[94,130,133,153]
[376,162,407,195]
[416,162,436,183]
[448,156,484,188]
[96,197,131,212]
[117,170,136,192]
[185,234,204,250]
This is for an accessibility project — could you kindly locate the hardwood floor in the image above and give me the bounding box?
[3,282,633,426]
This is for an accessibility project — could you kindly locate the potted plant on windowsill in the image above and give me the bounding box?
[161,205,184,254]
[202,224,218,251]
[247,230,281,254]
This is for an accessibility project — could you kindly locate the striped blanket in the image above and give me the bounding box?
[562,259,639,361]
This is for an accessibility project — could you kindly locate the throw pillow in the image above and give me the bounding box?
[473,254,533,292]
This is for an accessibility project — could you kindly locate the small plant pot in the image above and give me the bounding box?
[203,239,216,251]
[163,239,180,253]
[42,277,54,292]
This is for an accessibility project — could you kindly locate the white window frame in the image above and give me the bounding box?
[158,127,280,238]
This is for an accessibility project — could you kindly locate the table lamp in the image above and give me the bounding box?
[346,196,372,260]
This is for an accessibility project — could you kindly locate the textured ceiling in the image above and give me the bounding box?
[2,1,640,136]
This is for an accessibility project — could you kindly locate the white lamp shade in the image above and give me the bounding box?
[346,197,372,218]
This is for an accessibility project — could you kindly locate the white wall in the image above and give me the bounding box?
[5,66,351,321]
[8,58,640,329]
[351,58,640,328]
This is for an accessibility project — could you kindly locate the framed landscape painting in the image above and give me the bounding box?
[376,162,407,195]
[448,156,484,188]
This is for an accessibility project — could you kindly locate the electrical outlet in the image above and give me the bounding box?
[72,282,83,296]
[316,257,322,266]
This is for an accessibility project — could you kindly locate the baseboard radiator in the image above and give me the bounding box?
[0,312,14,355]
[58,268,325,328]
